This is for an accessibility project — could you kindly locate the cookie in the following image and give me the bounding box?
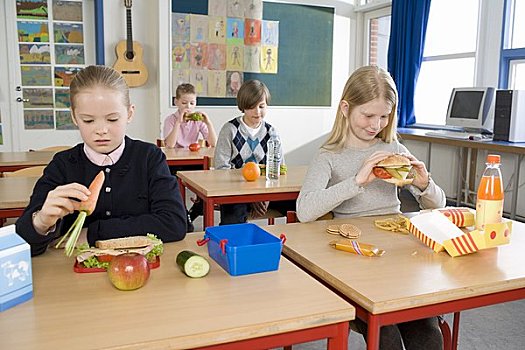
[339,224,361,239]
[326,224,340,235]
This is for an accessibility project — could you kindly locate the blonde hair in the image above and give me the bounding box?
[323,65,398,151]
[236,80,271,112]
[69,65,130,110]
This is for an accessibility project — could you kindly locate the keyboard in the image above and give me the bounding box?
[424,130,492,141]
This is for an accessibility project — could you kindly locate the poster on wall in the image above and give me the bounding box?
[16,1,49,20]
[56,110,76,130]
[53,0,83,22]
[21,66,52,85]
[24,110,54,130]
[171,0,276,100]
[19,44,51,64]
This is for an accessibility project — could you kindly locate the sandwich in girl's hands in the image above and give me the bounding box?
[75,234,163,270]
[373,154,414,186]
[184,112,204,121]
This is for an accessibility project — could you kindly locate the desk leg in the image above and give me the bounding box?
[511,154,522,220]
[451,312,461,350]
[204,199,215,228]
[455,148,465,206]
[177,178,186,204]
[327,322,349,350]
[366,315,380,350]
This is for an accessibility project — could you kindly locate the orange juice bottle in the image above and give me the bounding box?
[475,154,504,231]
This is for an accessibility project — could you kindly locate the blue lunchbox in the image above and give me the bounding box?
[199,223,285,276]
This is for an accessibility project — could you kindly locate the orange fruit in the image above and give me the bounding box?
[242,162,260,181]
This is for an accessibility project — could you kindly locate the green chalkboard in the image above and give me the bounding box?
[174,2,334,107]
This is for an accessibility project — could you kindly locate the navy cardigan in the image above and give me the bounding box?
[16,137,187,256]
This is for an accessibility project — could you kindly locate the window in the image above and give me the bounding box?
[501,0,525,89]
[414,0,480,125]
[364,8,390,70]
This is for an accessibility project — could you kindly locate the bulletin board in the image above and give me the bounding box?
[171,1,334,107]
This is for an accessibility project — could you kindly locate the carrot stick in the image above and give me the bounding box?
[55,171,105,256]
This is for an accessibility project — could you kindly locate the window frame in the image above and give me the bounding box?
[499,0,525,88]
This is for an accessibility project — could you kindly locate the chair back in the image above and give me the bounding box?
[3,166,46,178]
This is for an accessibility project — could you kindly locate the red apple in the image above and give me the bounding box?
[189,143,201,152]
[107,253,150,291]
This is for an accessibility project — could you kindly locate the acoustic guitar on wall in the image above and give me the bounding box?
[113,0,148,87]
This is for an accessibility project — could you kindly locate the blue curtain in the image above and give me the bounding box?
[387,0,432,127]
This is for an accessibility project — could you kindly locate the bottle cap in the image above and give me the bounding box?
[486,154,501,164]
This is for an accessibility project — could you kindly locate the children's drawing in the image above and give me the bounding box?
[24,109,54,129]
[207,70,227,97]
[53,0,83,22]
[190,70,208,96]
[172,42,190,69]
[190,14,209,43]
[54,89,70,108]
[55,44,84,64]
[244,19,261,46]
[227,44,243,70]
[227,18,244,44]
[226,71,243,97]
[23,88,53,108]
[227,0,244,18]
[16,0,48,20]
[21,66,52,86]
[56,110,76,130]
[172,13,190,43]
[190,43,208,69]
[207,44,226,70]
[261,46,278,74]
[54,23,83,43]
[172,69,190,92]
[208,0,227,16]
[262,20,279,46]
[244,45,260,73]
[17,21,49,42]
[243,0,263,19]
[19,44,51,64]
[54,67,81,87]
[208,16,226,44]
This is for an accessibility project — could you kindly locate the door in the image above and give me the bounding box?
[1,0,95,151]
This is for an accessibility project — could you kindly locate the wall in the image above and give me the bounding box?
[158,0,355,165]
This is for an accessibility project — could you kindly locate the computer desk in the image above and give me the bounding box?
[398,128,525,220]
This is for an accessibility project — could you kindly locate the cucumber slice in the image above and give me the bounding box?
[385,168,402,179]
[176,250,210,278]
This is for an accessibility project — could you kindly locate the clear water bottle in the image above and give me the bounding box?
[266,131,281,182]
[475,154,504,231]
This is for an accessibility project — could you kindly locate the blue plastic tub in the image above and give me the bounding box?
[202,223,283,276]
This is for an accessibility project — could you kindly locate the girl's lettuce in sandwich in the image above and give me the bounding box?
[372,154,414,186]
[76,234,163,270]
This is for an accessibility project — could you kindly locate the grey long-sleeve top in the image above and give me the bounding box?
[296,140,446,222]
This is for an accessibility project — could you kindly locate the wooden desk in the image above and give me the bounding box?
[0,234,354,350]
[263,217,525,350]
[398,128,525,220]
[0,176,37,220]
[177,166,307,228]
[0,151,55,174]
[162,146,215,169]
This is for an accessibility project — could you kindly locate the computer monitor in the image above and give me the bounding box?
[445,87,495,133]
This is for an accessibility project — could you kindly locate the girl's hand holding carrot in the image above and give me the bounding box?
[54,171,105,256]
[33,183,91,235]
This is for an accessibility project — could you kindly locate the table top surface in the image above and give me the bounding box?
[398,128,525,153]
[0,151,56,168]
[263,216,525,314]
[0,233,354,350]
[0,176,38,209]
[177,166,308,197]
[161,146,215,160]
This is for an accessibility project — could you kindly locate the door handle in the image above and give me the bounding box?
[16,97,29,102]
